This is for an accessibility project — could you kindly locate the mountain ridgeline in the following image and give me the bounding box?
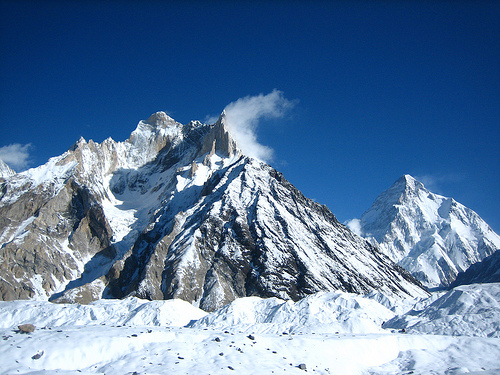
[2,112,428,310]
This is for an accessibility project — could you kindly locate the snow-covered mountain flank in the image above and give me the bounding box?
[356,174,500,289]
[0,112,428,310]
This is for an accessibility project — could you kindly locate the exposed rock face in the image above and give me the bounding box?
[357,175,500,288]
[0,178,113,302]
[0,112,428,309]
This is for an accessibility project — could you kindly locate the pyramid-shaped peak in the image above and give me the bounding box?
[214,110,227,126]
[146,111,176,127]
[399,174,418,185]
[368,175,427,209]
[360,173,500,288]
[393,174,426,192]
[0,158,15,178]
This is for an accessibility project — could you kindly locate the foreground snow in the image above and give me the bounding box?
[1,284,500,375]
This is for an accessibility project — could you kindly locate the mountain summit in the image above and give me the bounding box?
[0,158,15,179]
[0,113,427,310]
[358,175,500,288]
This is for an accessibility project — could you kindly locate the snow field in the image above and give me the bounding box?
[384,283,500,338]
[1,324,499,375]
[1,285,500,374]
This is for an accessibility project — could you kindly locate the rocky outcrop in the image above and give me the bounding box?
[198,112,239,159]
[0,178,114,302]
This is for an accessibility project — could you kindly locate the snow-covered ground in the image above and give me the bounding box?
[1,284,500,375]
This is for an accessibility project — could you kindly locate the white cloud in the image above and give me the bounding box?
[223,89,297,162]
[346,218,363,236]
[415,175,440,191]
[204,114,219,125]
[414,173,465,194]
[0,143,32,171]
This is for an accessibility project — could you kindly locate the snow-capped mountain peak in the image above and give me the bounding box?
[0,113,428,308]
[372,174,425,207]
[398,174,425,197]
[145,111,177,127]
[358,175,500,288]
[130,111,180,145]
[0,158,15,179]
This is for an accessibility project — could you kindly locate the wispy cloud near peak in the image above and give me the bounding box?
[414,173,465,194]
[0,143,32,171]
[346,218,363,236]
[222,89,297,162]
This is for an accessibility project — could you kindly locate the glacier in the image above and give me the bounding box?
[0,284,499,374]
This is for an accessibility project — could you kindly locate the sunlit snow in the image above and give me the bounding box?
[1,284,499,374]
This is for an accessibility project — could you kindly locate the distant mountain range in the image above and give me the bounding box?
[2,111,498,311]
[354,174,500,289]
[0,112,427,311]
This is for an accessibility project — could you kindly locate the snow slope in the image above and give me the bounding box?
[451,250,500,287]
[384,282,500,338]
[0,285,499,375]
[189,291,395,334]
[0,297,207,329]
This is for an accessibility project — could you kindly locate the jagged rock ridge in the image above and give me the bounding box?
[0,112,428,310]
[358,175,500,288]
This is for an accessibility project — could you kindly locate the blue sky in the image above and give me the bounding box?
[1,1,499,232]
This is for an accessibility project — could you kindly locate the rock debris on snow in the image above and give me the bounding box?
[0,286,496,374]
[17,323,36,333]
[31,350,44,360]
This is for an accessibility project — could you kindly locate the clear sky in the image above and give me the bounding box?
[1,1,499,232]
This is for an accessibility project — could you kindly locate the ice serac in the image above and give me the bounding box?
[0,112,427,309]
[359,174,500,288]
